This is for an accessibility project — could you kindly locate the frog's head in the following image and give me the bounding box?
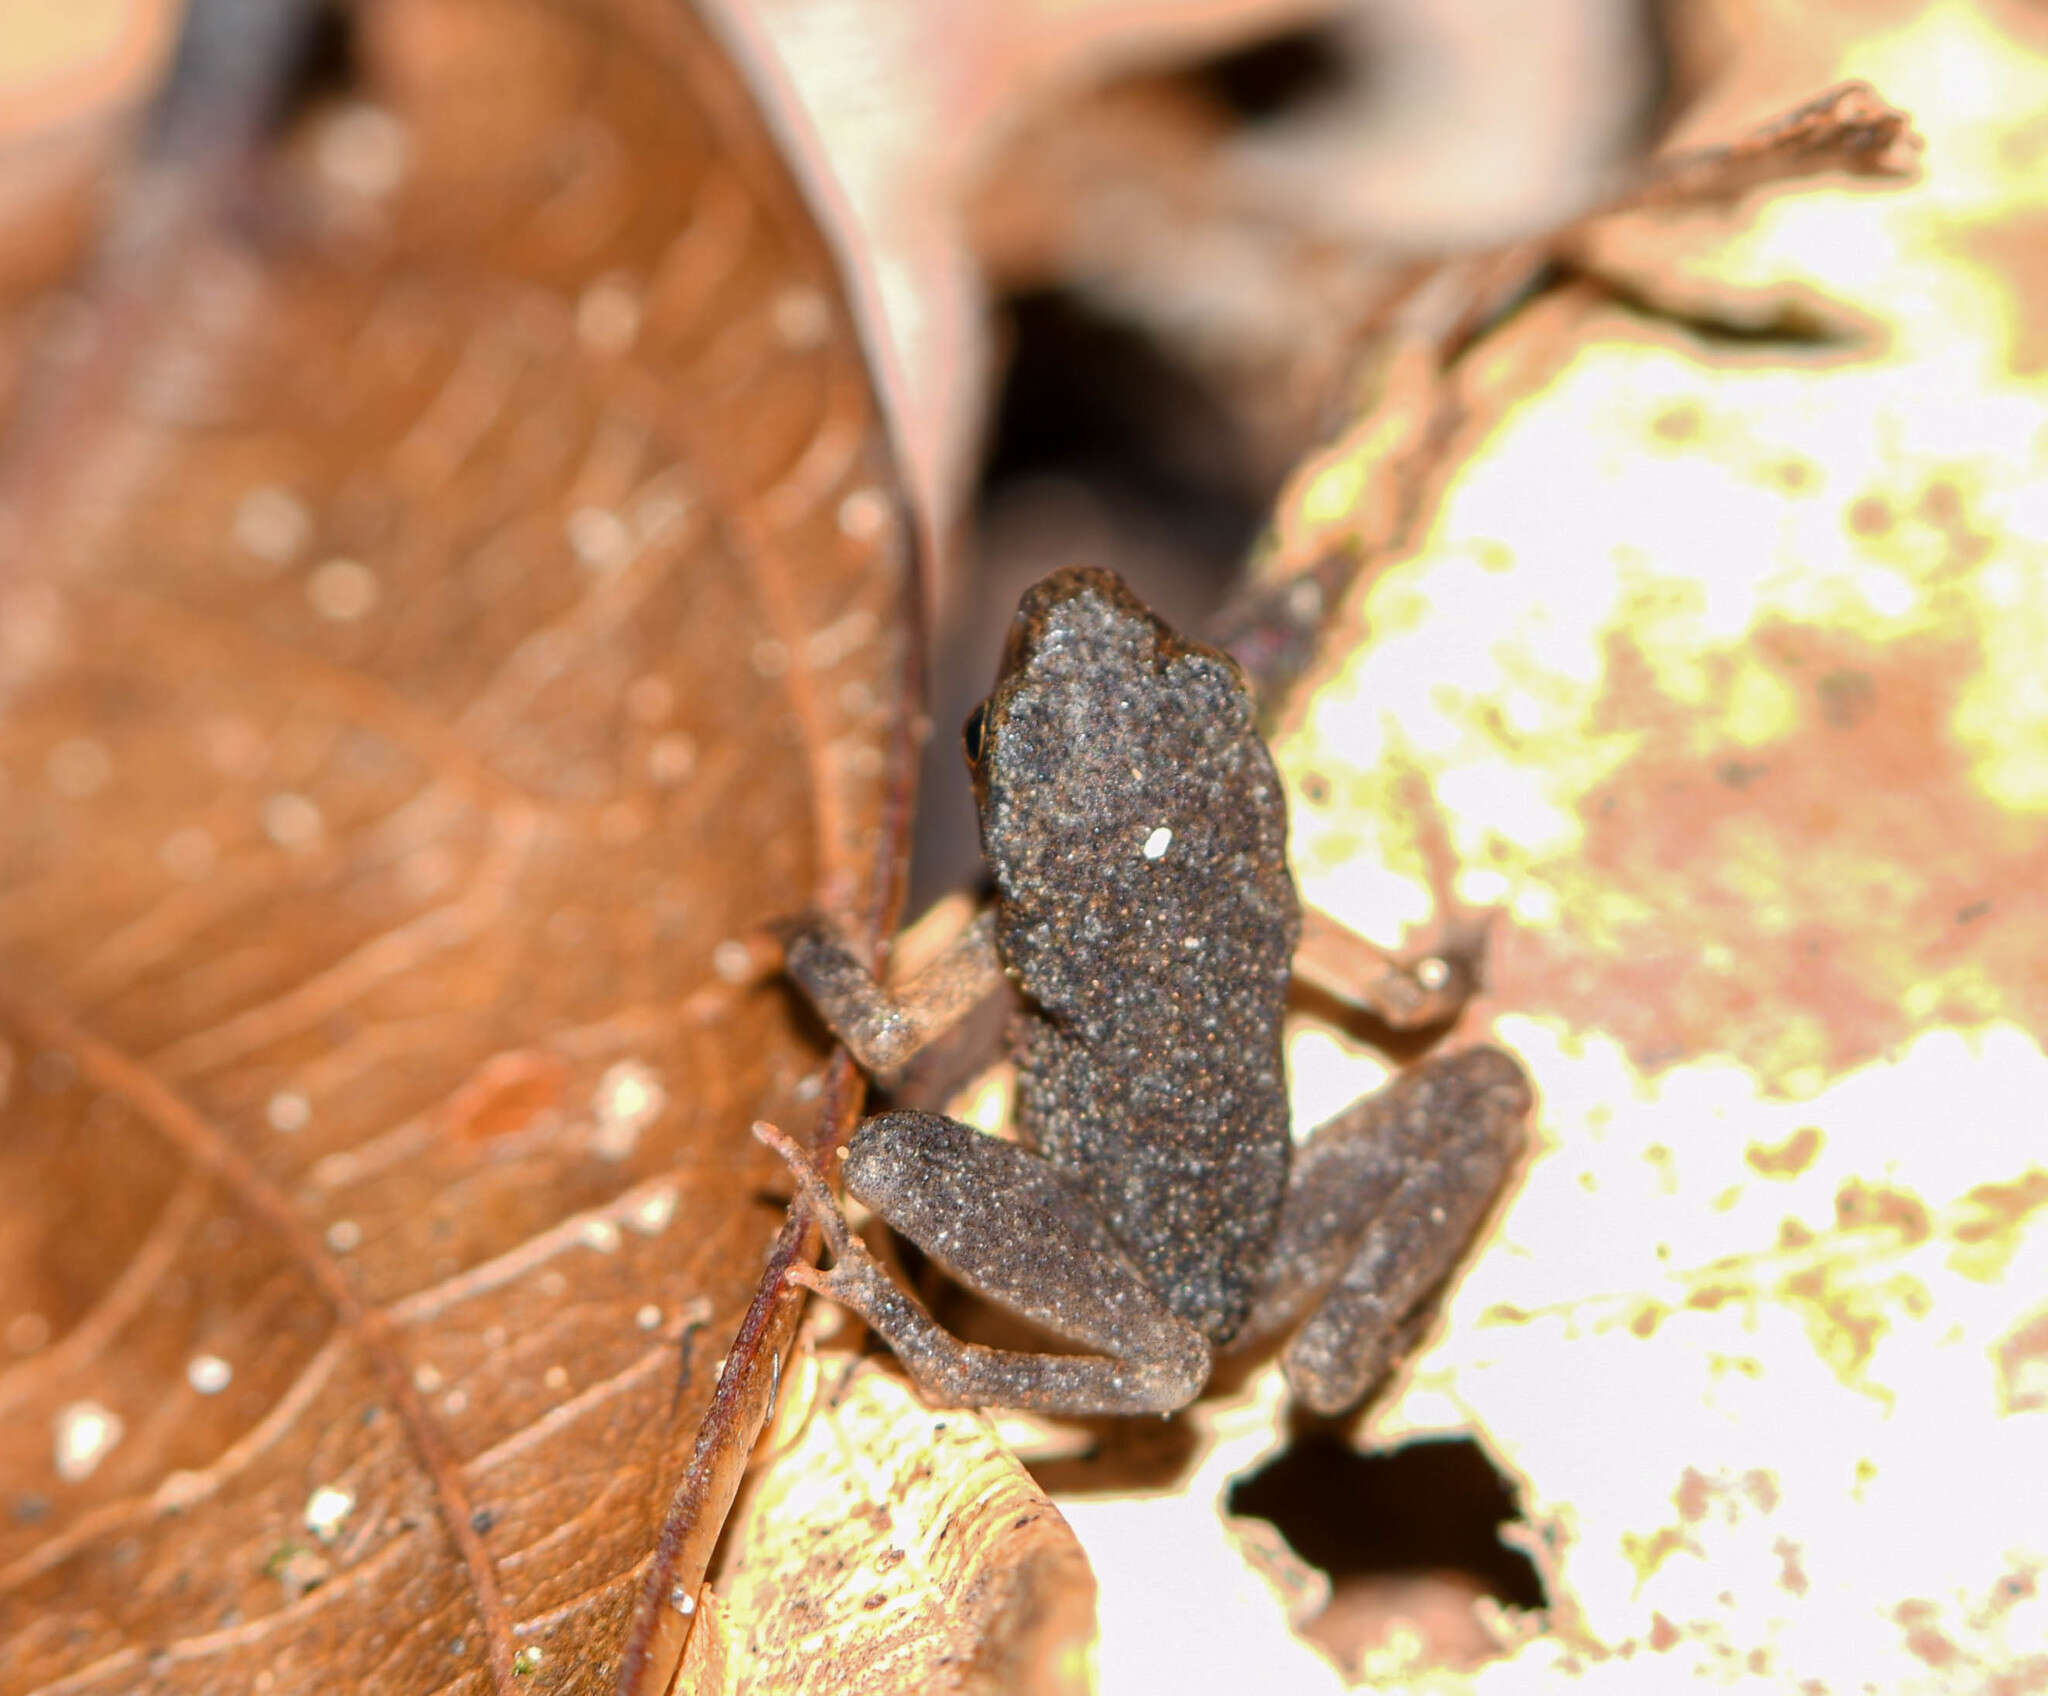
[963,565,1266,912]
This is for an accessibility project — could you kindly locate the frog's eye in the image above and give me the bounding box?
[961,700,990,768]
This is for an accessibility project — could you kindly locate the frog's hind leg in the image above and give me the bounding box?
[1242,1046,1530,1416]
[756,1114,1211,1416]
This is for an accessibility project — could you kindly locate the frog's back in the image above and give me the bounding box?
[974,570,1300,1343]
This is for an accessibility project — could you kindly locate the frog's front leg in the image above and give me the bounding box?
[1242,1046,1531,1416]
[756,1115,1211,1416]
[780,908,1002,1080]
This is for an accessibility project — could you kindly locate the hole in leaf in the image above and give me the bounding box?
[1197,24,1357,124]
[1228,1433,1546,1674]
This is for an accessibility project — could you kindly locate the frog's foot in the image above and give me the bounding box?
[754,1120,913,1322]
[753,1119,860,1259]
[755,1113,1211,1415]
[780,1250,905,1320]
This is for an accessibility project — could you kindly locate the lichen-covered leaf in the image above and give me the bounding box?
[1197,8,2047,1692]
[697,1351,1095,1696]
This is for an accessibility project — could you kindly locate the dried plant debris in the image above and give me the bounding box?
[688,1353,1095,1696]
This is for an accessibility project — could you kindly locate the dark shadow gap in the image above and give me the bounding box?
[1581,263,1861,350]
[910,287,1267,908]
[1228,1432,1546,1671]
[1198,24,1358,125]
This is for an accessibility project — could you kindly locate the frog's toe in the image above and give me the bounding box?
[753,1120,855,1246]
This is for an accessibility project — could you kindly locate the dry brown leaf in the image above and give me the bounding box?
[0,2,920,1692]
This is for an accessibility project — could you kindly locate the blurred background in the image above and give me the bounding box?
[0,0,1680,905]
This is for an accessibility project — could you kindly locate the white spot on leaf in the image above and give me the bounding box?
[629,1185,678,1236]
[265,1090,310,1133]
[592,1060,665,1160]
[186,1354,232,1395]
[576,274,641,355]
[315,104,409,198]
[837,486,888,541]
[232,486,311,567]
[303,1483,354,1543]
[649,732,696,786]
[54,1401,121,1482]
[565,506,631,570]
[306,557,379,622]
[262,793,324,851]
[772,285,832,349]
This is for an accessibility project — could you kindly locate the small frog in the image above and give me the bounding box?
[758,566,1530,1415]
